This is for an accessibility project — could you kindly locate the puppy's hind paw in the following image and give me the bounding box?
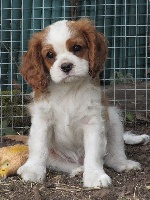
[70,166,84,177]
[127,160,141,170]
[113,160,141,172]
[124,131,150,145]
[140,134,150,145]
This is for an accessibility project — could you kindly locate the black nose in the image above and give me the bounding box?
[61,63,73,73]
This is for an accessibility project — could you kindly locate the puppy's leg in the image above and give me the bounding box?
[17,114,50,182]
[83,115,111,188]
[104,107,141,172]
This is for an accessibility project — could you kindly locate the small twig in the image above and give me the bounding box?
[83,187,103,191]
[33,186,42,200]
[55,186,81,192]
[49,184,102,193]
[0,189,10,193]
[133,185,138,199]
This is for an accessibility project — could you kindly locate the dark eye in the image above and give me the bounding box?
[73,45,82,52]
[46,52,54,59]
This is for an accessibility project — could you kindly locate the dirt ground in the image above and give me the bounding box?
[0,83,150,200]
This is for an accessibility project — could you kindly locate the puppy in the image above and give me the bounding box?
[17,19,149,187]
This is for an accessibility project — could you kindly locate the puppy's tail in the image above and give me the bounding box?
[123,131,150,145]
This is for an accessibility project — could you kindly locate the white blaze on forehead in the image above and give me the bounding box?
[45,20,71,54]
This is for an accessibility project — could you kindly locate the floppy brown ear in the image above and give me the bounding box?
[21,32,49,93]
[89,32,108,78]
[72,19,108,78]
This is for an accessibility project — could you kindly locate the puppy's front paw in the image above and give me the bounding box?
[83,171,111,188]
[17,161,46,182]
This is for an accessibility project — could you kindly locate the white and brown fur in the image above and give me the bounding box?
[17,19,149,187]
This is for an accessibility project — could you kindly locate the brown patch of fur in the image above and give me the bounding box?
[68,18,108,78]
[42,44,56,69]
[92,74,101,86]
[101,91,110,122]
[66,33,89,61]
[20,30,50,94]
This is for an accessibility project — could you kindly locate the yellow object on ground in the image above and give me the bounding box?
[0,144,28,179]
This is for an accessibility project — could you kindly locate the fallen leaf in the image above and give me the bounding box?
[146,186,150,190]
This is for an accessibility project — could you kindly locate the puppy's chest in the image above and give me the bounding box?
[51,90,88,127]
[48,82,102,135]
[48,89,89,148]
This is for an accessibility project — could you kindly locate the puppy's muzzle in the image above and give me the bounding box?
[61,63,73,74]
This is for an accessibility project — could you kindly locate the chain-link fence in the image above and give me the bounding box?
[0,0,150,141]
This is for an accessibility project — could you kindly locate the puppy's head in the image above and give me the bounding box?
[21,19,108,93]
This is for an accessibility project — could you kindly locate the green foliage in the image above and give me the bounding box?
[126,112,135,122]
[1,119,16,135]
[110,71,134,85]
[0,90,30,132]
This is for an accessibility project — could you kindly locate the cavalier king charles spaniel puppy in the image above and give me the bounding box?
[17,19,149,187]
